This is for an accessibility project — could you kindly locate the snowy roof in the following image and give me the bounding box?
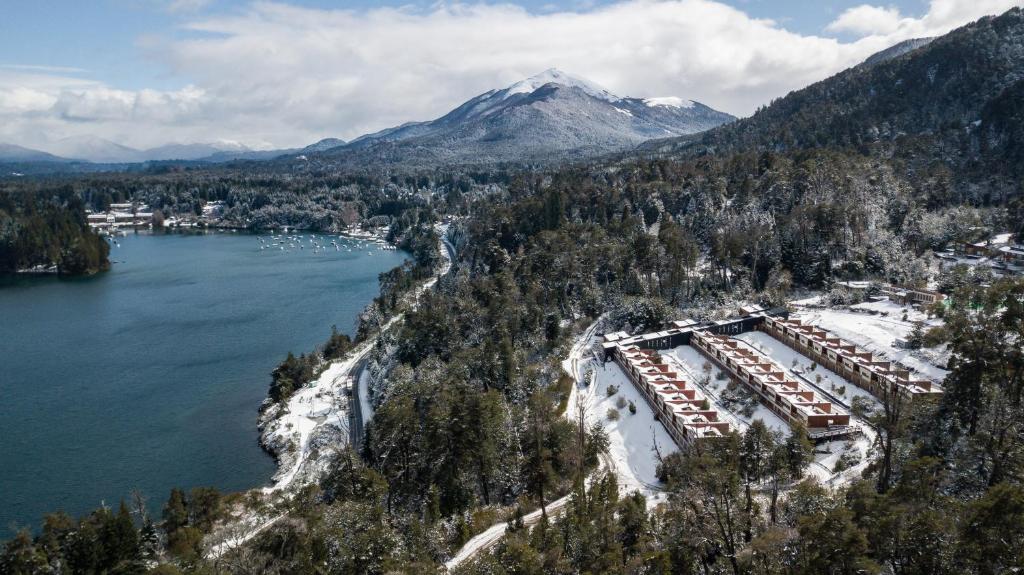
[613,344,734,441]
[973,232,1014,248]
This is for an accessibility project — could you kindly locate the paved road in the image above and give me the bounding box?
[348,358,369,449]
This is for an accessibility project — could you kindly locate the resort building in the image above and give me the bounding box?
[834,281,945,306]
[609,344,733,446]
[760,316,941,400]
[880,286,945,306]
[690,331,855,440]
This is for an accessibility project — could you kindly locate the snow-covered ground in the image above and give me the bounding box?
[259,355,357,491]
[581,360,677,504]
[796,299,949,384]
[560,316,675,505]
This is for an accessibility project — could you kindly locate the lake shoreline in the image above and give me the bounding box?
[0,231,409,530]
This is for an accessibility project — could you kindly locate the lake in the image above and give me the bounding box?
[0,231,407,532]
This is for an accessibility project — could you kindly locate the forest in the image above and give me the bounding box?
[0,189,110,275]
[4,8,1024,575]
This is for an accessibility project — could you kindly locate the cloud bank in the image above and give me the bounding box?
[1,0,1021,151]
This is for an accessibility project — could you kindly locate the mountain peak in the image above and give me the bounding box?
[503,68,620,102]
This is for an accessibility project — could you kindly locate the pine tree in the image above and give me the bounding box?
[162,488,189,536]
[785,421,815,478]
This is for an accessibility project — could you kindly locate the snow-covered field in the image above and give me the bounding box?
[581,360,677,504]
[796,299,949,384]
[562,318,674,505]
[259,354,357,491]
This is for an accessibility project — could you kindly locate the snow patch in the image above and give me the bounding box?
[643,96,695,109]
[504,68,620,102]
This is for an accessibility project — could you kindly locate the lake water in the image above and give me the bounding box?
[0,231,407,533]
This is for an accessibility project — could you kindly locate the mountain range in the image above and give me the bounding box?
[0,69,731,170]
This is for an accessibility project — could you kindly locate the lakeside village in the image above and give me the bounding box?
[587,282,952,486]
[84,201,397,250]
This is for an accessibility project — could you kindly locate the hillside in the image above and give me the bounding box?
[642,8,1024,199]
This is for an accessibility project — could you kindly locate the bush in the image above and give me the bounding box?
[628,400,637,415]
[607,408,620,421]
[616,396,627,409]
[606,384,619,397]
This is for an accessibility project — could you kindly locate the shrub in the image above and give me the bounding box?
[606,384,619,397]
[607,408,620,421]
[616,396,627,409]
[628,400,637,415]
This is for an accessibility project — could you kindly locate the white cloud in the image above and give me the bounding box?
[827,0,1022,38]
[1,0,1022,150]
[827,5,905,35]
[166,0,212,13]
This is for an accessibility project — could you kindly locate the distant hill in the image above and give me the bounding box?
[0,144,72,163]
[301,138,347,154]
[43,136,145,163]
[306,68,734,167]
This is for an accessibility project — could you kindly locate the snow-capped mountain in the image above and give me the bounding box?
[321,69,735,166]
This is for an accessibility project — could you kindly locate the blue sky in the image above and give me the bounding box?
[0,0,1017,150]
